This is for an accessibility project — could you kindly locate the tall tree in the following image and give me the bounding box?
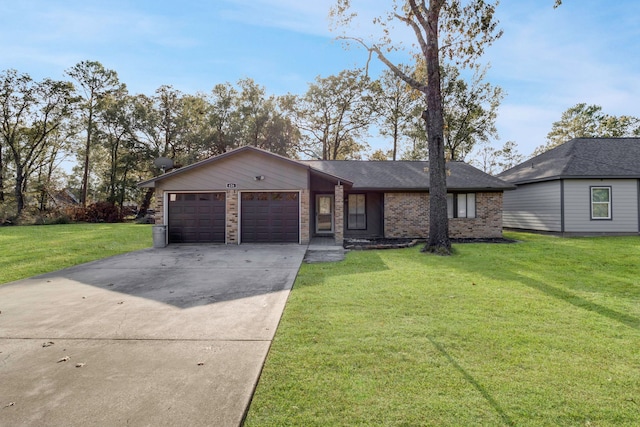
[533,103,640,156]
[94,88,139,206]
[331,0,502,254]
[132,86,185,217]
[286,69,377,160]
[472,140,524,175]
[397,63,503,161]
[231,79,300,157]
[0,70,75,216]
[66,60,122,206]
[441,64,503,161]
[205,83,238,156]
[374,67,421,160]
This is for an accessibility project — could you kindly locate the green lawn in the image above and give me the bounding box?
[246,232,640,426]
[0,223,152,284]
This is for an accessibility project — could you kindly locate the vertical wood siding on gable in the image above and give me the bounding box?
[502,181,562,232]
[156,150,308,192]
[564,179,639,233]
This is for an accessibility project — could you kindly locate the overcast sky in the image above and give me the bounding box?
[1,0,639,158]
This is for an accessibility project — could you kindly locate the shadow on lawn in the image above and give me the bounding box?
[455,252,640,331]
[295,252,390,287]
[427,335,515,426]
[515,275,639,330]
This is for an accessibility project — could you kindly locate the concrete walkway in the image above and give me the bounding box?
[0,244,306,427]
[304,237,346,263]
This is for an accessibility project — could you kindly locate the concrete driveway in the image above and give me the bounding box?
[0,244,306,427]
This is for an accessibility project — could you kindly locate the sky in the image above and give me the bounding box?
[1,0,639,159]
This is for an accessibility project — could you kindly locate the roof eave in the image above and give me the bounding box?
[509,174,640,185]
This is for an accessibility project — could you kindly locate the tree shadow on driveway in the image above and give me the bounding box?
[33,244,307,309]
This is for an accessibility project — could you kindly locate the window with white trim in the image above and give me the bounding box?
[348,194,366,229]
[447,193,476,218]
[591,186,611,219]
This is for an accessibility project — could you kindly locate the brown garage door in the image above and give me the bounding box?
[241,192,299,243]
[168,193,225,243]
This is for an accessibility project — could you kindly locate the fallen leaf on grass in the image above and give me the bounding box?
[57,356,70,363]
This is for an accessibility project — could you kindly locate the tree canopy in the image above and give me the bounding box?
[331,0,503,254]
[534,103,640,156]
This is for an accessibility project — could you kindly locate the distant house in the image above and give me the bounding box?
[138,146,513,245]
[498,138,640,235]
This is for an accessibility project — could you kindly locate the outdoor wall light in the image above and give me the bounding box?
[254,175,265,181]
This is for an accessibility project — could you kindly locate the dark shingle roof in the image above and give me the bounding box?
[303,160,514,191]
[499,138,640,184]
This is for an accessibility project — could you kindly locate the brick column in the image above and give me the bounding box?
[154,189,164,225]
[226,190,239,244]
[300,190,310,244]
[334,185,344,246]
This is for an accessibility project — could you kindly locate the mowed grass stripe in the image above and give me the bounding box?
[246,232,640,426]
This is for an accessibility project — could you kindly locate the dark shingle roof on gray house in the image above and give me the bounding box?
[499,138,640,184]
[303,160,514,191]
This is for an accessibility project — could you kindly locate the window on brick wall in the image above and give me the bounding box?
[348,194,366,229]
[447,193,476,218]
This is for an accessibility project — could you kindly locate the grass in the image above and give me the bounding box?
[245,232,640,426]
[0,223,152,284]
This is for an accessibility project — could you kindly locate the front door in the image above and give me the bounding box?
[315,194,334,234]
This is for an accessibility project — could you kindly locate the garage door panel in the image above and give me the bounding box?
[168,192,225,243]
[241,192,299,243]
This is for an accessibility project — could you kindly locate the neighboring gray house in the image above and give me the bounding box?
[498,138,640,235]
[138,146,513,245]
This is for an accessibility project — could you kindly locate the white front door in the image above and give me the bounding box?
[315,194,334,234]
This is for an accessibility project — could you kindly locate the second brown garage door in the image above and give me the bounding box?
[168,192,226,243]
[241,192,299,243]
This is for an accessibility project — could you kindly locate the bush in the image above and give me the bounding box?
[65,202,123,223]
[85,202,123,223]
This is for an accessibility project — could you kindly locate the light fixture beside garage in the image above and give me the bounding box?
[254,175,265,181]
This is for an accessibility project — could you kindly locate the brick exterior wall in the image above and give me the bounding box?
[449,192,503,238]
[384,193,430,238]
[155,189,164,225]
[226,190,239,244]
[300,189,310,244]
[384,192,504,239]
[334,185,344,245]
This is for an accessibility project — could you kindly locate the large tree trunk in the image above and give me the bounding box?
[81,104,93,207]
[136,188,154,220]
[423,1,451,254]
[0,147,4,202]
[14,164,25,216]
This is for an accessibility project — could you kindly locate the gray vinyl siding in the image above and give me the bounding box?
[563,179,639,233]
[156,150,308,192]
[502,181,562,231]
